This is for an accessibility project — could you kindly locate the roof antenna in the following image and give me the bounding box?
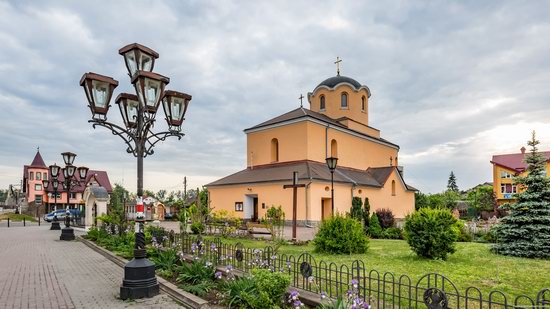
[334,56,342,76]
[298,94,304,108]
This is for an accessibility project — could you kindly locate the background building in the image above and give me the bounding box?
[491,147,550,205]
[207,72,416,225]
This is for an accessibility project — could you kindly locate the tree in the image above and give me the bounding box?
[447,171,459,192]
[156,189,167,202]
[363,197,371,230]
[442,190,460,209]
[467,185,497,212]
[350,197,363,221]
[108,184,130,234]
[415,192,429,210]
[368,213,382,238]
[493,132,550,258]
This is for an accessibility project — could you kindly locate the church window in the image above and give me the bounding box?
[331,139,338,157]
[271,138,279,162]
[320,95,326,111]
[36,172,41,180]
[391,180,396,196]
[361,96,366,111]
[30,172,34,180]
[35,184,42,191]
[341,92,348,109]
[43,173,47,180]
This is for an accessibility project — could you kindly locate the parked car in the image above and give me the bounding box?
[44,209,81,222]
[164,212,174,220]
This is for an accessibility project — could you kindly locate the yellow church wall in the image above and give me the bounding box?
[309,84,370,126]
[306,122,398,170]
[246,122,309,167]
[337,119,380,138]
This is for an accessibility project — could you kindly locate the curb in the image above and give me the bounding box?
[78,236,211,309]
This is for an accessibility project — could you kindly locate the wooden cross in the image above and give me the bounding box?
[283,171,306,241]
[334,56,342,75]
[298,94,304,107]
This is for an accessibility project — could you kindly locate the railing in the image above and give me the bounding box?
[0,217,42,227]
[162,234,549,309]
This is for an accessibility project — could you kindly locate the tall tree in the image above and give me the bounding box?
[447,171,459,192]
[108,184,130,234]
[493,132,550,258]
[350,197,363,221]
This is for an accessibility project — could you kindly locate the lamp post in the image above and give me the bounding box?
[326,157,338,216]
[80,43,192,300]
[48,164,62,230]
[48,152,88,240]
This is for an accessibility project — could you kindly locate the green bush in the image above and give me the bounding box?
[190,222,205,234]
[314,214,369,254]
[176,259,215,296]
[455,221,472,242]
[403,208,459,260]
[246,269,290,309]
[220,276,256,308]
[150,248,179,274]
[380,227,403,239]
[368,213,382,238]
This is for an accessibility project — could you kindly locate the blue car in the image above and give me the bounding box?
[44,209,80,222]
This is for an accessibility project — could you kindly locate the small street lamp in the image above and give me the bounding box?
[326,156,338,216]
[49,152,88,240]
[80,43,192,300]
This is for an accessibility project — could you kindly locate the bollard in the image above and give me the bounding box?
[7,218,9,228]
[24,217,26,226]
[39,216,41,226]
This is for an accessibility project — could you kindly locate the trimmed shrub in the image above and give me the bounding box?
[314,214,369,254]
[190,222,205,234]
[246,269,291,309]
[350,197,363,221]
[368,213,383,238]
[403,208,459,260]
[363,198,371,230]
[380,227,403,239]
[375,208,395,229]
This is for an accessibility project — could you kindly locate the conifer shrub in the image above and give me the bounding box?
[380,227,403,239]
[403,208,459,260]
[368,213,383,238]
[375,208,395,229]
[350,197,363,221]
[363,198,371,232]
[314,214,369,254]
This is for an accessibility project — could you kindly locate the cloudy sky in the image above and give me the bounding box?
[1,0,549,194]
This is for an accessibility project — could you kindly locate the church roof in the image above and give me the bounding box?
[244,107,398,149]
[29,151,47,168]
[206,160,416,191]
[317,75,362,90]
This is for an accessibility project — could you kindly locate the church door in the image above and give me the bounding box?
[253,197,259,222]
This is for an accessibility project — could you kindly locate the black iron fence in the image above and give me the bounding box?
[0,217,43,227]
[159,234,549,309]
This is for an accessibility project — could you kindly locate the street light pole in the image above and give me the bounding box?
[80,43,192,300]
[326,157,338,216]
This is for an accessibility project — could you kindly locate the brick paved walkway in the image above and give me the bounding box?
[0,226,184,309]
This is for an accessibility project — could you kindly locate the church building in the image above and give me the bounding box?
[206,67,416,225]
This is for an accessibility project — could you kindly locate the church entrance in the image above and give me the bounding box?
[321,198,332,220]
[244,194,258,222]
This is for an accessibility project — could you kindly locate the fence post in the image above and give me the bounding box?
[24,217,26,226]
[39,216,41,226]
[7,218,9,228]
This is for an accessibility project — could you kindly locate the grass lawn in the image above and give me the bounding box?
[0,213,37,222]
[204,236,549,298]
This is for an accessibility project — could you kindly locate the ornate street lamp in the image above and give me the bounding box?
[80,43,192,300]
[49,153,89,239]
[326,156,338,216]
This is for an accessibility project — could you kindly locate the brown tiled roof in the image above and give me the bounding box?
[244,107,398,148]
[206,160,416,191]
[491,151,550,173]
[30,151,47,168]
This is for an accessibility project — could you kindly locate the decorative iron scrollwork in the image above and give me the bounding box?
[300,261,313,278]
[423,288,448,309]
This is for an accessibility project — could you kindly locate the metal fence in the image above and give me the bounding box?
[0,217,43,227]
[160,234,549,309]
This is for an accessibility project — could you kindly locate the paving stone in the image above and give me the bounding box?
[0,226,185,308]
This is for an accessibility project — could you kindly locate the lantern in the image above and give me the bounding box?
[61,152,77,166]
[325,157,338,171]
[162,90,192,128]
[49,164,60,178]
[131,71,169,113]
[53,179,59,190]
[115,93,140,129]
[78,166,89,180]
[118,43,159,77]
[42,179,50,190]
[80,73,119,118]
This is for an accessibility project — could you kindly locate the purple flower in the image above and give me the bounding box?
[290,290,299,300]
[210,243,217,251]
[321,291,327,299]
[214,271,222,279]
[308,276,315,283]
[352,279,359,288]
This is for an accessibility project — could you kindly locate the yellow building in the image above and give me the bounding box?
[490,147,550,205]
[206,72,416,225]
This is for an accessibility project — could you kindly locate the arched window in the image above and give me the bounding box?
[361,96,366,111]
[331,139,338,157]
[341,93,348,108]
[391,180,396,196]
[320,95,326,111]
[271,138,279,162]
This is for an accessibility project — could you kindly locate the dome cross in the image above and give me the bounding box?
[334,56,342,76]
